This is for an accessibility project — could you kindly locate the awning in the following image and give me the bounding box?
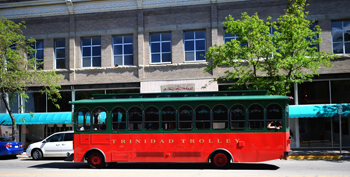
[289,104,350,118]
[0,112,72,125]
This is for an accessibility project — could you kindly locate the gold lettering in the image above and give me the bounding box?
[235,139,240,143]
[169,139,174,143]
[121,139,125,144]
[151,139,156,143]
[181,139,186,143]
[160,139,165,143]
[136,139,140,143]
[112,139,116,143]
[190,139,195,143]
[144,139,147,143]
[226,139,231,143]
[217,139,222,143]
[199,139,204,143]
[209,139,213,143]
[130,139,132,144]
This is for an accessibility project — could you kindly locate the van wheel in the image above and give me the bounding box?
[32,149,43,160]
[211,151,231,168]
[88,152,105,169]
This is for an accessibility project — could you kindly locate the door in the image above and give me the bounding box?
[61,132,74,156]
[41,133,64,157]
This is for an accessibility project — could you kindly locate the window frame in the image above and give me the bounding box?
[266,104,283,130]
[212,105,228,130]
[161,106,176,130]
[76,108,91,132]
[331,21,350,54]
[144,106,160,131]
[150,32,172,64]
[81,37,101,68]
[248,104,265,130]
[230,105,246,130]
[54,38,65,69]
[128,106,143,131]
[91,107,107,131]
[195,105,211,130]
[111,107,127,131]
[113,35,133,66]
[178,105,193,130]
[29,40,44,70]
[184,30,206,62]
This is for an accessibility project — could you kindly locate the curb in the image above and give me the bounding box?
[288,155,342,160]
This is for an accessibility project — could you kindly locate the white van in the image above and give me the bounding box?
[26,131,73,160]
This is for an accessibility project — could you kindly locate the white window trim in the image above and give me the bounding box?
[184,30,206,62]
[332,21,350,55]
[54,39,65,69]
[81,37,101,68]
[150,33,172,64]
[113,35,133,66]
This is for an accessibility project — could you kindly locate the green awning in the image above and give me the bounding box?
[0,112,72,125]
[289,104,350,118]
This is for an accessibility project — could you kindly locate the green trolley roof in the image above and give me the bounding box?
[70,91,289,104]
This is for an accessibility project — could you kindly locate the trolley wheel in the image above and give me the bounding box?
[32,149,43,160]
[88,151,105,169]
[211,151,231,168]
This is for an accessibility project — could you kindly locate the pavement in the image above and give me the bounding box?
[17,149,350,160]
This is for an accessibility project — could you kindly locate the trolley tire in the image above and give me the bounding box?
[210,151,231,168]
[88,151,105,169]
[32,149,43,160]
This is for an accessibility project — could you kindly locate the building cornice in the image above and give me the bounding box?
[0,0,247,19]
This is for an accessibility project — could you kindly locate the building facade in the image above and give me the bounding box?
[0,0,350,150]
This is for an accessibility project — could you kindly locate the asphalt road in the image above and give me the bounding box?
[0,156,350,177]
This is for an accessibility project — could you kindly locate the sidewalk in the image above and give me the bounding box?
[288,149,350,160]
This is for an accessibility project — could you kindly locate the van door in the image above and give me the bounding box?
[42,133,64,157]
[61,132,74,156]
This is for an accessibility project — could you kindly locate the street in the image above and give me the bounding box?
[0,156,350,177]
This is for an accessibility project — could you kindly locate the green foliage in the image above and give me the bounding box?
[205,0,337,95]
[0,17,61,140]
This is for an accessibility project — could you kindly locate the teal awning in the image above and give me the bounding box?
[289,104,350,118]
[0,112,72,125]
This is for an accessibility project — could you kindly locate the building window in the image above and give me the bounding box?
[224,31,238,43]
[54,39,65,69]
[184,30,206,61]
[150,33,171,63]
[29,40,44,70]
[113,35,133,66]
[332,21,350,54]
[81,37,101,67]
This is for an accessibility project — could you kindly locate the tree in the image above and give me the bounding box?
[205,0,337,95]
[0,17,61,141]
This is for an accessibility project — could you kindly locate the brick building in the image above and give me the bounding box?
[0,0,349,150]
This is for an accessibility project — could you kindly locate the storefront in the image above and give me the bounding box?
[0,112,72,149]
[289,104,350,149]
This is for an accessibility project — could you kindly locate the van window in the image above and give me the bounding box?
[64,133,74,141]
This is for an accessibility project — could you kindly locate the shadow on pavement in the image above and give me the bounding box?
[28,162,279,170]
[0,156,18,160]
